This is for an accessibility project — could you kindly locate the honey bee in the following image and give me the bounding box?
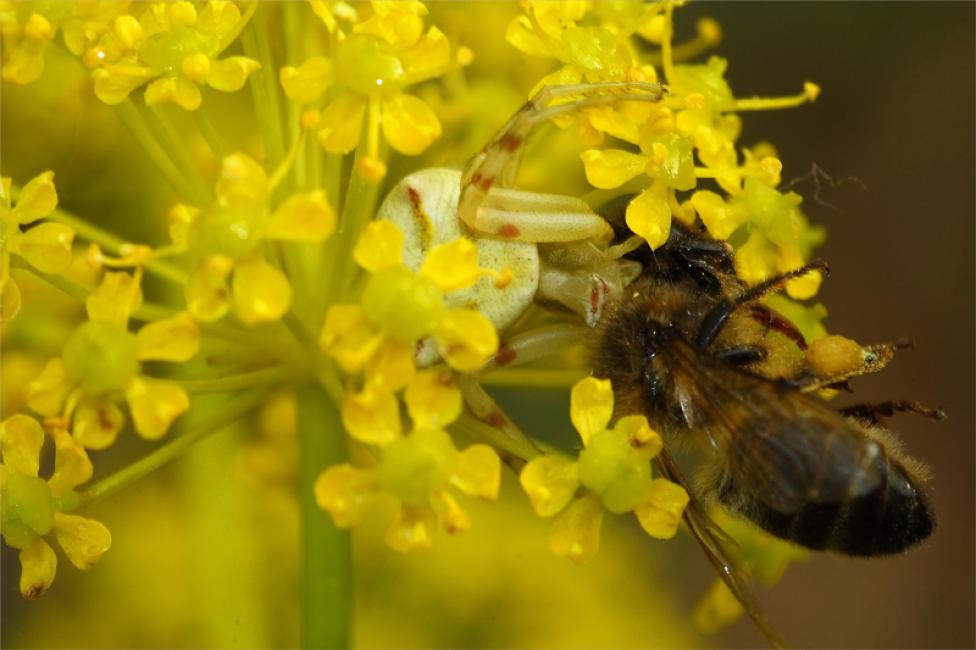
[591,219,941,642]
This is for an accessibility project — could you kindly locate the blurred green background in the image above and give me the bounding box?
[2,3,973,648]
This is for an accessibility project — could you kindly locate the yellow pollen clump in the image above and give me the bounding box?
[804,81,822,101]
[760,156,783,176]
[806,335,864,378]
[685,93,707,110]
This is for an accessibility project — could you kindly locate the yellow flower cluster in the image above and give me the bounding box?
[511,1,824,299]
[520,378,689,563]
[281,0,466,178]
[1,1,832,641]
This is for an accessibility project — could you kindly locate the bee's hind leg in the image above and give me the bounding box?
[840,400,946,426]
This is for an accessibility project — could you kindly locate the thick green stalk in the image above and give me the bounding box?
[296,383,352,649]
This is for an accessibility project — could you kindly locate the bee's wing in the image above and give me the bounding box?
[655,449,786,648]
[668,339,884,514]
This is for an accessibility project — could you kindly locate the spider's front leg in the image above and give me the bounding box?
[458,82,665,244]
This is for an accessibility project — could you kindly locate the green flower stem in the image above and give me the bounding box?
[171,365,296,394]
[115,99,200,203]
[283,1,305,190]
[452,412,541,464]
[296,383,352,649]
[193,107,226,159]
[242,5,286,173]
[41,203,189,285]
[144,105,213,204]
[75,389,268,507]
[324,148,384,304]
[477,368,586,388]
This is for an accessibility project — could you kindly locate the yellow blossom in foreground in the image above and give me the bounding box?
[320,219,498,386]
[0,415,111,599]
[280,0,458,175]
[1,171,75,322]
[520,377,688,563]
[174,153,336,325]
[26,270,200,447]
[316,369,501,552]
[84,1,260,110]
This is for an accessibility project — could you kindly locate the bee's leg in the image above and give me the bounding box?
[840,400,947,425]
[713,345,768,366]
[458,82,665,243]
[786,339,910,392]
[696,260,830,348]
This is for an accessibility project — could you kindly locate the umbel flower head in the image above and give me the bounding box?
[0,415,111,598]
[173,153,336,325]
[316,369,501,552]
[520,377,689,563]
[27,269,200,447]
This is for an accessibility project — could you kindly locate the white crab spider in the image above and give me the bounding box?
[376,82,664,362]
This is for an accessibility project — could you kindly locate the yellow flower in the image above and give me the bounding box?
[177,153,336,324]
[320,219,498,382]
[315,369,501,552]
[86,1,259,109]
[0,414,111,599]
[520,377,688,563]
[25,270,200,447]
[0,2,55,84]
[1,171,74,322]
[280,0,456,174]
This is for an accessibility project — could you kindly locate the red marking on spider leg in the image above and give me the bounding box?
[478,176,494,192]
[589,278,609,317]
[498,223,520,238]
[502,135,522,152]
[495,343,517,367]
[486,411,507,428]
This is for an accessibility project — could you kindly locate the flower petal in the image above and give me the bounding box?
[612,415,662,458]
[385,503,437,553]
[341,387,401,446]
[404,369,460,429]
[365,337,415,392]
[549,495,603,564]
[570,377,613,445]
[136,312,201,362]
[519,454,580,517]
[185,255,233,322]
[625,184,671,250]
[52,512,111,570]
[691,190,745,241]
[317,93,366,154]
[206,56,260,92]
[25,358,72,418]
[232,254,292,325]
[319,304,382,373]
[12,223,75,274]
[1,276,22,322]
[48,428,94,496]
[418,238,481,292]
[315,464,374,528]
[694,579,745,635]
[144,75,202,111]
[266,191,336,242]
[71,395,125,451]
[19,537,56,599]
[354,220,403,272]
[92,64,155,105]
[86,271,142,329]
[634,478,689,539]
[431,490,470,535]
[450,444,501,500]
[216,153,268,206]
[433,309,498,372]
[580,149,647,189]
[124,376,189,440]
[12,171,57,224]
[381,93,441,155]
[280,56,333,104]
[0,414,44,477]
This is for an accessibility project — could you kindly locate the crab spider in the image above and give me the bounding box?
[376,82,664,363]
